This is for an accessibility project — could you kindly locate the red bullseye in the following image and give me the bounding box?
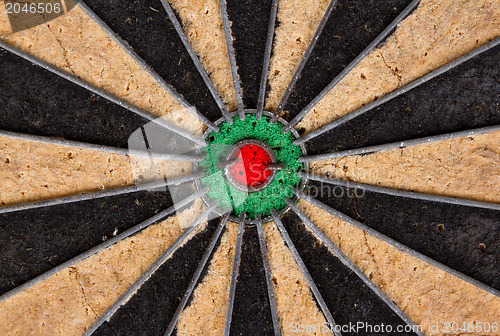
[227,142,274,190]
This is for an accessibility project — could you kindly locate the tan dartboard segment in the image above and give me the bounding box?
[0,136,134,206]
[0,135,195,207]
[168,0,237,111]
[265,0,332,112]
[175,221,239,335]
[263,221,334,336]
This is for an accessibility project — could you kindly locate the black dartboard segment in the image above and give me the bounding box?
[0,47,150,148]
[229,225,274,336]
[82,0,223,122]
[307,180,500,290]
[93,218,221,336]
[281,211,418,336]
[226,0,274,109]
[282,0,414,120]
[305,43,500,156]
[0,187,185,295]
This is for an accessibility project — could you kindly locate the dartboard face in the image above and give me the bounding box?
[0,0,499,335]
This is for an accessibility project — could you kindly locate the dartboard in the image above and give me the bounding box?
[0,0,499,335]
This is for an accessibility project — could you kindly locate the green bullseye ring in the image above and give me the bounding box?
[197,112,304,221]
